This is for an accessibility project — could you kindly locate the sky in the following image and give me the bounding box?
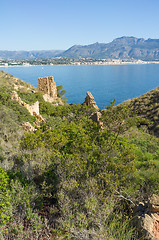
[1,0,159,50]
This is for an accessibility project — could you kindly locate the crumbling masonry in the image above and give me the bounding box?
[38,76,57,102]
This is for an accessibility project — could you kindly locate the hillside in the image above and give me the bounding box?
[0,50,64,60]
[123,87,159,135]
[62,37,159,60]
[0,71,159,239]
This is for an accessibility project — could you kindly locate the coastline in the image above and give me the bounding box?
[1,61,159,68]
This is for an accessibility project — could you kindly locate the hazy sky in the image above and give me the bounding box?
[1,0,159,50]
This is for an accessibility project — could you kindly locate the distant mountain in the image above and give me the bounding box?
[1,37,159,60]
[61,37,159,60]
[0,50,64,60]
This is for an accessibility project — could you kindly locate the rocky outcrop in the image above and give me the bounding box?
[24,101,39,116]
[11,91,39,116]
[33,112,45,127]
[90,111,103,128]
[83,91,99,109]
[22,122,35,132]
[11,91,44,127]
[11,91,21,103]
[135,194,159,239]
[38,76,57,103]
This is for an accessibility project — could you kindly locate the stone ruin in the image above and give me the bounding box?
[11,76,63,131]
[38,76,57,103]
[83,91,99,110]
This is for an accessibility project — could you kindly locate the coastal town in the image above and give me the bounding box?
[0,57,159,67]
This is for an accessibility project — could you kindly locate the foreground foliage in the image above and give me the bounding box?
[0,71,159,239]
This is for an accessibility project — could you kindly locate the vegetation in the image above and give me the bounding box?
[0,70,159,239]
[122,87,159,135]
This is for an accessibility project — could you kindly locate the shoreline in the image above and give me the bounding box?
[0,59,159,68]
[1,62,159,68]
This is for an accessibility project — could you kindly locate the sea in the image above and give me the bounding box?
[1,64,159,109]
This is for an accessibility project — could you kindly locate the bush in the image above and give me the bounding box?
[57,85,67,100]
[0,167,12,226]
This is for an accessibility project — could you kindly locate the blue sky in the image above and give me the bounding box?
[1,0,159,50]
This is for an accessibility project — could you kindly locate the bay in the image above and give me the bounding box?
[0,64,159,109]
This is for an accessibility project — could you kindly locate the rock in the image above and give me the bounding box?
[25,101,39,116]
[56,96,65,106]
[90,111,103,127]
[83,91,99,109]
[22,122,35,132]
[33,112,44,122]
[91,111,101,122]
[33,112,45,126]
[135,194,159,239]
[11,91,21,103]
[38,76,57,103]
[150,195,159,213]
[150,195,159,206]
[11,91,44,123]
[11,91,40,116]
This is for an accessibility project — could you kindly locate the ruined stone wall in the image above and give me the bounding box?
[38,76,57,100]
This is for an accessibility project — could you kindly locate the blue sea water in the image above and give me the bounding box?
[1,64,159,109]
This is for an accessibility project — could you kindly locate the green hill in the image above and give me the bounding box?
[0,70,159,239]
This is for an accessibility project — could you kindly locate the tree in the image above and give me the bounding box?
[57,85,67,100]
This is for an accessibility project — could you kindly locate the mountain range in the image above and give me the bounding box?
[1,36,159,60]
[0,50,63,60]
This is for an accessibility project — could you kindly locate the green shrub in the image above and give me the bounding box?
[57,85,67,100]
[18,91,44,105]
[0,87,36,124]
[0,167,12,226]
